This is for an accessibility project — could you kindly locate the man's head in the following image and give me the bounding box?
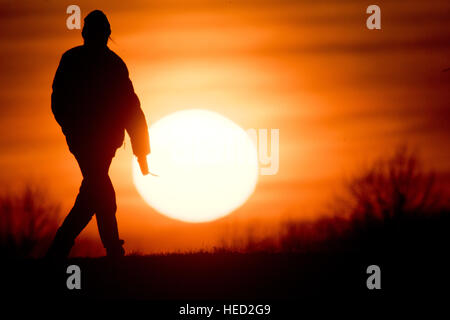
[82,10,111,47]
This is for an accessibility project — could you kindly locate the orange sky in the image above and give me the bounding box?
[0,0,449,253]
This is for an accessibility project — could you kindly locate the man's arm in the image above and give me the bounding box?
[123,81,150,157]
[127,94,151,176]
[118,62,151,174]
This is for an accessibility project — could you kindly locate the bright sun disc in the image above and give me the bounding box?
[132,109,259,223]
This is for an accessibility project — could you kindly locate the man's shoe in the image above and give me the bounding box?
[106,239,125,258]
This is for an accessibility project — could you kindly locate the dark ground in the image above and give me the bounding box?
[1,249,448,316]
[2,150,448,315]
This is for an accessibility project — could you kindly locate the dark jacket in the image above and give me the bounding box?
[51,45,150,157]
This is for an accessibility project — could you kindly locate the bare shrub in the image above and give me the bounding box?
[0,185,60,258]
[341,146,445,221]
[277,146,449,253]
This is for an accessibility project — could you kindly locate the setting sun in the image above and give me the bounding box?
[132,109,259,223]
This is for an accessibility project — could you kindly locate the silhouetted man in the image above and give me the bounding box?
[47,10,150,259]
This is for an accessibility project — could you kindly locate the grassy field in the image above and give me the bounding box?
[1,149,449,309]
[2,248,448,303]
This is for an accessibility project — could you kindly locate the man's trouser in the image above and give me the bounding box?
[46,148,124,258]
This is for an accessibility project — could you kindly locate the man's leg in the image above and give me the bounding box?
[46,178,95,259]
[46,149,103,259]
[46,149,124,259]
[93,172,124,257]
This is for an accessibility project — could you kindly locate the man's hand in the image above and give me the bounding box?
[137,156,149,176]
